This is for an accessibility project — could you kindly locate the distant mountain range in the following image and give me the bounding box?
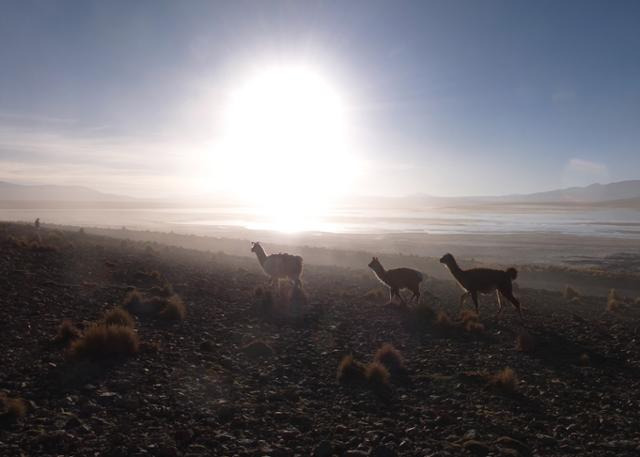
[1,179,640,207]
[0,181,132,202]
[498,180,640,203]
[351,180,640,208]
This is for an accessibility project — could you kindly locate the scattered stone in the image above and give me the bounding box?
[313,440,333,457]
[462,440,491,456]
[371,444,397,457]
[495,437,531,456]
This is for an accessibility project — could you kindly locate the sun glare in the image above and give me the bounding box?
[215,64,357,232]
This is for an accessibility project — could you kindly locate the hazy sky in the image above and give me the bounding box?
[1,0,639,198]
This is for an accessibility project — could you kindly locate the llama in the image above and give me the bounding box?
[368,257,424,305]
[439,253,522,318]
[251,242,303,289]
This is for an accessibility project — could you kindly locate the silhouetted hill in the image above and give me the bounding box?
[0,181,132,201]
[503,180,640,203]
[353,180,640,208]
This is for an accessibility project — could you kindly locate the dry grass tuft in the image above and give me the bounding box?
[488,367,518,393]
[366,362,391,387]
[414,302,436,323]
[54,319,81,345]
[460,309,479,324]
[241,340,274,358]
[464,320,485,335]
[70,324,139,359]
[460,310,484,335]
[123,289,186,320]
[515,331,536,353]
[607,289,624,312]
[374,343,405,372]
[364,288,386,302]
[0,393,27,423]
[569,296,583,305]
[563,285,580,300]
[434,311,456,333]
[579,353,590,366]
[336,355,366,384]
[102,308,135,328]
[123,289,144,309]
[365,362,392,398]
[7,235,28,248]
[148,282,174,298]
[158,295,187,321]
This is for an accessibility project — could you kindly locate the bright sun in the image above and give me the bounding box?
[216,64,357,232]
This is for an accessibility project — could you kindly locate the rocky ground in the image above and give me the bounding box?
[1,222,639,456]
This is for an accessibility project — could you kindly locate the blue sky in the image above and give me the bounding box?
[1,0,639,198]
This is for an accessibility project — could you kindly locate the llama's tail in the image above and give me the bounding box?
[506,267,518,280]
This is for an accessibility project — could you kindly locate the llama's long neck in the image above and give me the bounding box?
[371,263,388,283]
[254,245,268,266]
[446,258,465,283]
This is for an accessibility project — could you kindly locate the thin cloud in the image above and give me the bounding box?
[568,158,608,174]
[0,124,204,198]
[563,158,610,187]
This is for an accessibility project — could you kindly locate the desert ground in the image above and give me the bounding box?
[1,222,640,456]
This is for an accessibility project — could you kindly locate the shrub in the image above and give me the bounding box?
[336,355,366,384]
[515,331,535,352]
[102,308,135,328]
[488,367,518,394]
[70,324,139,359]
[373,343,405,372]
[563,285,580,300]
[365,362,391,388]
[54,319,81,345]
[0,393,27,423]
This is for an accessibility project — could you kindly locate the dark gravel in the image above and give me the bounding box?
[1,222,639,456]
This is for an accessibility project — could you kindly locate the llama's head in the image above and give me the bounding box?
[250,241,261,253]
[368,256,381,270]
[439,253,455,266]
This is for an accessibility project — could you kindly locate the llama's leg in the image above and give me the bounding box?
[501,282,523,320]
[495,290,503,316]
[504,292,523,320]
[393,288,406,306]
[412,285,420,303]
[470,291,480,315]
[387,288,395,305]
[459,292,470,311]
